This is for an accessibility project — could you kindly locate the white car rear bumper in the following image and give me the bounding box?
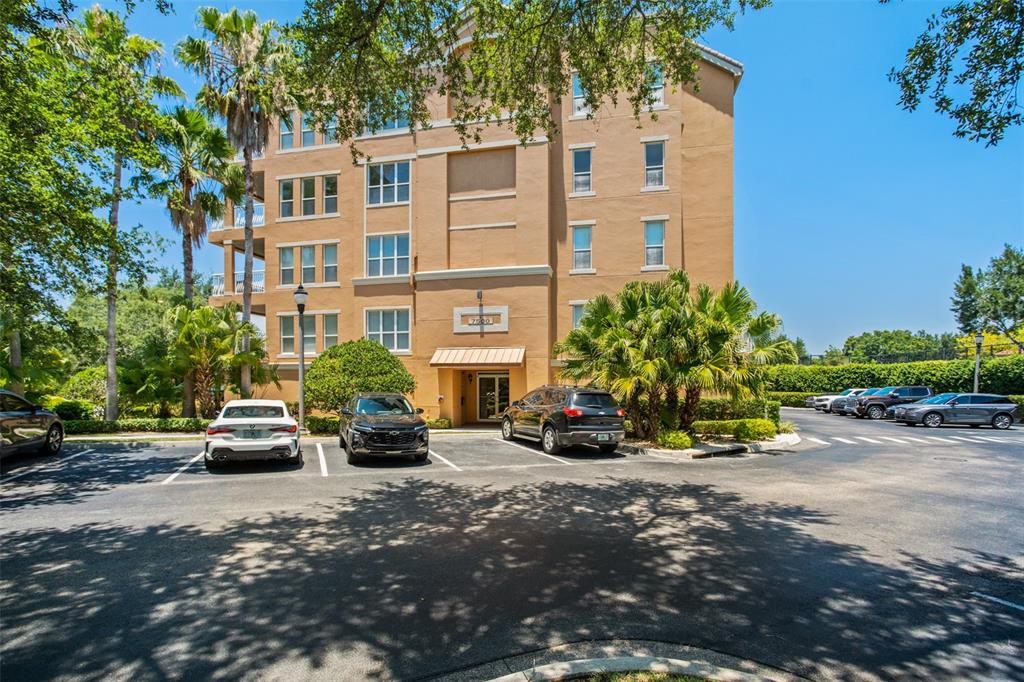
[205,436,299,461]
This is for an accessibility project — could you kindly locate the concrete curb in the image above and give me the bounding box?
[488,655,773,681]
[619,432,801,459]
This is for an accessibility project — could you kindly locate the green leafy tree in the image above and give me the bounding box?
[952,244,1024,350]
[842,329,951,362]
[177,8,298,398]
[291,0,767,148]
[951,264,982,334]
[305,340,417,414]
[887,0,1024,146]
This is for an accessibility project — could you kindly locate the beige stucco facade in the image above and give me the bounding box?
[208,49,741,426]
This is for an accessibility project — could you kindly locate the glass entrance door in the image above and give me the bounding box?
[477,372,510,421]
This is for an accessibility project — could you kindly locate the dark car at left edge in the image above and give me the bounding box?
[1,389,64,460]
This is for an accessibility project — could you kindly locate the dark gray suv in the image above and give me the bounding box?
[1,390,64,459]
[893,393,1019,429]
[502,385,625,454]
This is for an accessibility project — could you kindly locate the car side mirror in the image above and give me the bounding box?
[949,399,958,406]
[511,400,522,408]
[415,407,424,414]
[341,407,353,416]
[889,392,899,398]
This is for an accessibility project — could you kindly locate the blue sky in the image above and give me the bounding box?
[121,0,1024,353]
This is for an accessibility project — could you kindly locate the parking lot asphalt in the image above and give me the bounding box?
[1,409,1022,681]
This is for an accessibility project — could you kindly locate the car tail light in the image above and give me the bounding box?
[615,408,625,417]
[562,407,584,418]
[271,425,298,433]
[206,426,234,435]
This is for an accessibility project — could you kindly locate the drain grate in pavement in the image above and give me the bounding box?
[933,456,969,462]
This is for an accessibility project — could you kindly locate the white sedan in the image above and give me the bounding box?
[204,399,300,469]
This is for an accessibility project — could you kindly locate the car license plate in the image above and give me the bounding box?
[242,430,263,439]
[596,433,610,442]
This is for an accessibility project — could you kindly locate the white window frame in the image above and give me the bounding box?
[569,300,589,330]
[300,177,316,216]
[279,247,294,286]
[644,141,665,188]
[323,115,338,144]
[301,112,316,147]
[648,62,665,107]
[572,148,592,194]
[280,316,295,354]
[366,161,411,206]
[322,244,338,282]
[642,218,668,270]
[366,232,411,277]
[323,313,339,348]
[279,113,294,150]
[570,223,594,274]
[323,174,338,214]
[301,315,316,354]
[279,179,294,218]
[300,245,316,283]
[571,73,590,117]
[365,307,412,353]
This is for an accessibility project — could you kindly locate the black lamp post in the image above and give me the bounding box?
[973,331,984,393]
[294,284,309,431]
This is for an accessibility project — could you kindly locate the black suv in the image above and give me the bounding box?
[501,385,625,454]
[339,393,429,464]
[854,385,934,420]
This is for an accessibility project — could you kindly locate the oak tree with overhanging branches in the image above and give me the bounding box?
[177,8,298,398]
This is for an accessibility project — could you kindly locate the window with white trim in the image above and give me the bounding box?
[301,112,316,146]
[572,225,592,270]
[367,234,410,277]
[301,315,316,353]
[323,175,338,213]
[301,245,316,283]
[279,114,293,150]
[648,62,665,106]
[279,179,294,218]
[572,149,592,193]
[571,304,586,329]
[644,221,665,266]
[280,316,295,353]
[644,141,665,187]
[279,247,294,285]
[323,314,338,348]
[571,73,589,116]
[367,161,410,205]
[366,309,410,352]
[324,115,338,144]
[300,177,315,216]
[323,244,337,282]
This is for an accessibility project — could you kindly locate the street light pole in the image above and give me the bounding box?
[294,284,309,431]
[973,331,984,393]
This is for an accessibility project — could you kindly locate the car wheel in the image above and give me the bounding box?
[204,457,221,470]
[992,413,1013,430]
[598,444,618,454]
[867,405,885,420]
[39,424,63,455]
[346,442,362,465]
[288,452,302,465]
[414,452,429,462]
[501,417,515,441]
[923,412,943,428]
[541,425,562,455]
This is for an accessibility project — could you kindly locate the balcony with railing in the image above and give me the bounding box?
[209,201,265,232]
[212,269,265,296]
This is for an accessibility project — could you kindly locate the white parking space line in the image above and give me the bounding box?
[316,443,328,477]
[880,437,907,444]
[428,449,462,471]
[926,436,957,444]
[947,435,986,443]
[901,436,930,444]
[856,436,883,444]
[976,436,1010,443]
[494,438,573,465]
[971,591,1024,613]
[806,437,829,445]
[834,437,858,445]
[161,451,204,485]
[1,448,94,484]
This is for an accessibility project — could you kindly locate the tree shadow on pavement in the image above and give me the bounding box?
[1,477,1021,681]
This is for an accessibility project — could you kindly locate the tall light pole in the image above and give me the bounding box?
[294,284,308,431]
[973,331,984,393]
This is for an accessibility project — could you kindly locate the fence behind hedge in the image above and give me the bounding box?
[763,355,1024,395]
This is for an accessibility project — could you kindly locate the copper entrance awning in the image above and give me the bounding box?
[429,347,526,367]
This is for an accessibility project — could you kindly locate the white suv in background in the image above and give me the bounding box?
[204,400,300,469]
[812,388,866,413]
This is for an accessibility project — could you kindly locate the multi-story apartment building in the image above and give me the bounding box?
[207,44,742,426]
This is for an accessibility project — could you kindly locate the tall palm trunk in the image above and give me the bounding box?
[679,385,702,431]
[238,142,254,398]
[105,153,122,421]
[8,326,23,395]
[180,179,197,418]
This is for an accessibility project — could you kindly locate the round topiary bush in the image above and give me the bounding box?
[305,339,416,413]
[53,399,97,421]
[61,366,108,405]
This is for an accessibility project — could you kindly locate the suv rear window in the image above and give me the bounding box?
[572,392,619,408]
[222,405,284,418]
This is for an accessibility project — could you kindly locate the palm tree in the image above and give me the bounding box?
[71,7,181,420]
[177,8,296,398]
[154,106,241,416]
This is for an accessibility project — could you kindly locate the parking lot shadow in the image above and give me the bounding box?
[2,477,1021,681]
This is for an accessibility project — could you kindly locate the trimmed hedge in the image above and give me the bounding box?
[305,415,339,435]
[764,355,1024,395]
[656,430,693,450]
[64,418,211,434]
[1011,396,1024,415]
[768,391,818,408]
[692,418,777,442]
[695,397,781,426]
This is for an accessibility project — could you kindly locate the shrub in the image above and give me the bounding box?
[768,391,819,407]
[53,399,96,421]
[1010,395,1024,417]
[764,355,1024,395]
[656,430,693,450]
[691,418,778,442]
[305,340,416,413]
[61,366,108,404]
[695,397,781,426]
[425,417,451,429]
[63,418,212,434]
[304,415,340,435]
